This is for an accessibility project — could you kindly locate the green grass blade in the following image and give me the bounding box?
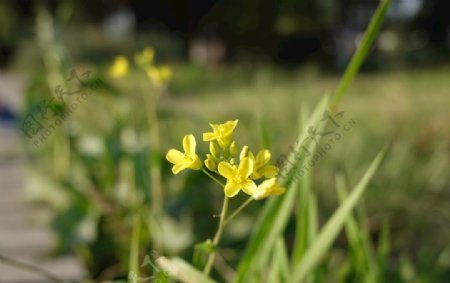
[331,0,391,107]
[336,174,378,282]
[291,103,326,267]
[157,257,218,283]
[235,96,330,283]
[377,217,390,281]
[291,146,387,283]
[258,117,272,149]
[278,95,330,185]
[274,237,290,282]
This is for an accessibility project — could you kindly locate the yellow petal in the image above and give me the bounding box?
[183,134,196,156]
[239,145,249,161]
[253,178,285,200]
[223,120,238,135]
[166,149,185,164]
[224,181,240,197]
[218,136,232,148]
[134,47,155,67]
[238,157,254,178]
[203,132,217,141]
[256,150,271,165]
[188,155,202,170]
[109,56,128,78]
[259,165,279,178]
[241,179,257,196]
[172,162,190,174]
[218,162,237,180]
[159,66,172,81]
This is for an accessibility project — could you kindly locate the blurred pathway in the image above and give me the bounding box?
[0,73,84,282]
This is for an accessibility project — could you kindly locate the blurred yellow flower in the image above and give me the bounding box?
[147,66,172,87]
[252,178,286,200]
[203,120,238,148]
[166,134,202,174]
[218,157,256,197]
[135,47,155,67]
[251,149,279,179]
[108,56,129,78]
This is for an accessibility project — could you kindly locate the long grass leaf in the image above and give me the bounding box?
[331,0,391,107]
[291,146,387,283]
[235,96,330,283]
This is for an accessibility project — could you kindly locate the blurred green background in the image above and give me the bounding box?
[0,0,449,282]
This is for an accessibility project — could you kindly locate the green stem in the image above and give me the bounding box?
[141,77,164,253]
[129,214,141,283]
[203,196,229,275]
[201,168,225,187]
[0,254,70,283]
[224,197,253,226]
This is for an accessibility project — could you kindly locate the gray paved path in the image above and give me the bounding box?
[0,73,84,283]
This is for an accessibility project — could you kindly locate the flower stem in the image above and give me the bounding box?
[129,213,141,283]
[224,197,253,226]
[201,168,225,187]
[142,78,164,253]
[203,196,229,275]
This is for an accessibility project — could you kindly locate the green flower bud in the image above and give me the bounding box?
[205,158,216,171]
[240,145,249,160]
[210,142,221,158]
[223,148,230,159]
[229,141,238,157]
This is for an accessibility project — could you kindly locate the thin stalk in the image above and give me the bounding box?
[129,214,142,283]
[127,159,141,283]
[224,197,253,226]
[141,79,164,253]
[201,168,225,187]
[0,254,70,283]
[203,196,230,275]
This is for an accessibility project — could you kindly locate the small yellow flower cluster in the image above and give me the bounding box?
[166,120,286,200]
[108,47,172,87]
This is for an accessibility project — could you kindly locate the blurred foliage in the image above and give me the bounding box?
[9,0,450,282]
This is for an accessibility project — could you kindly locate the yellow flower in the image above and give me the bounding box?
[240,146,278,179]
[251,150,279,179]
[252,178,286,200]
[108,56,129,78]
[218,157,256,197]
[203,120,238,148]
[134,47,155,67]
[147,65,172,87]
[166,134,202,174]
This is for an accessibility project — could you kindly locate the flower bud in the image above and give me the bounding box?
[229,141,238,157]
[205,158,216,171]
[210,142,221,158]
[240,145,249,160]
